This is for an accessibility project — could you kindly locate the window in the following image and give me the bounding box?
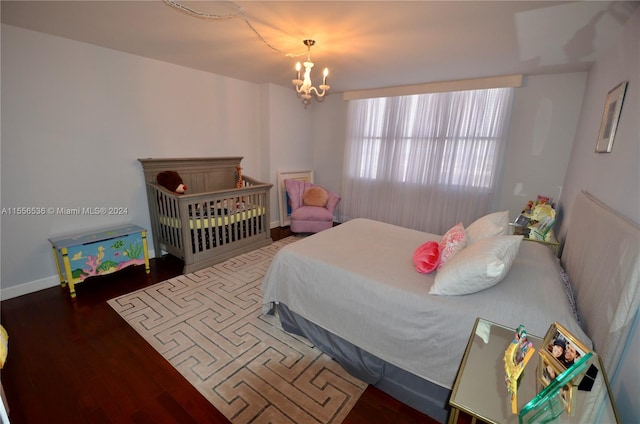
[341,87,514,234]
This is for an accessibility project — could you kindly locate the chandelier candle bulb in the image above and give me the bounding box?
[292,39,330,105]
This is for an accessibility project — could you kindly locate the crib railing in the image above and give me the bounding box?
[146,176,272,272]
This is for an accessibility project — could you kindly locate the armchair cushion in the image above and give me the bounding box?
[291,205,334,222]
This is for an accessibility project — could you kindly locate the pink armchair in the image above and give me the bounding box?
[284,179,341,233]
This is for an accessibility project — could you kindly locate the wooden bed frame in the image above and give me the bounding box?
[139,157,273,273]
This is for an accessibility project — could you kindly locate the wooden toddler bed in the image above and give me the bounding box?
[139,157,273,273]
[262,191,639,422]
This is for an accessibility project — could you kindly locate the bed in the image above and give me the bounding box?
[261,191,639,422]
[139,157,273,274]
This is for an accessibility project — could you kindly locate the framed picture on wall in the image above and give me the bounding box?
[277,170,314,227]
[595,81,628,153]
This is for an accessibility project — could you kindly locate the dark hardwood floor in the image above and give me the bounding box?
[1,228,442,423]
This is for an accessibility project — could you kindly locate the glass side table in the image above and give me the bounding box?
[508,223,560,255]
[448,318,619,424]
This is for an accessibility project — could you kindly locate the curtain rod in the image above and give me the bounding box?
[343,74,523,101]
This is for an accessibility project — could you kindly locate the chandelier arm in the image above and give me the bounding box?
[293,84,327,97]
[308,87,322,97]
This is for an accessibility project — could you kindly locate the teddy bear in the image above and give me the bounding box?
[156,171,187,194]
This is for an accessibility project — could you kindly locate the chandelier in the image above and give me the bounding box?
[292,40,330,105]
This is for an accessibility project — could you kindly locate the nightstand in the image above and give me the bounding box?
[448,318,619,424]
[509,224,559,255]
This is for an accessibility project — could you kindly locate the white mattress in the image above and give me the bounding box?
[261,218,590,389]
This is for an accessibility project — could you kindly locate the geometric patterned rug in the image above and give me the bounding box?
[108,237,367,423]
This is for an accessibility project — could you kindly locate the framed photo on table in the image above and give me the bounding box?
[596,81,628,153]
[514,214,531,227]
[538,352,561,387]
[533,322,591,417]
[536,353,575,414]
[277,170,313,227]
[541,322,590,373]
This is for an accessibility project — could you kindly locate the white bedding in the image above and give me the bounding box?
[261,218,590,389]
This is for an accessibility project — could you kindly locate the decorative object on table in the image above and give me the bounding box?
[540,322,591,378]
[513,195,556,239]
[521,195,553,214]
[156,170,187,194]
[521,350,592,423]
[529,322,593,419]
[596,81,628,153]
[576,363,599,391]
[504,324,536,414]
[514,214,531,227]
[529,204,556,238]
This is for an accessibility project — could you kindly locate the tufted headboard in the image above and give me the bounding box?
[560,190,640,378]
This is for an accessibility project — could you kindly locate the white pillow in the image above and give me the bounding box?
[466,211,510,244]
[429,235,523,295]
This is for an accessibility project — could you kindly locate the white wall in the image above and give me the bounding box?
[559,13,639,230]
[558,9,639,423]
[310,94,348,216]
[497,73,587,218]
[0,24,265,297]
[264,83,314,227]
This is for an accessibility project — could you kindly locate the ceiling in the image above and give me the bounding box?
[2,1,638,94]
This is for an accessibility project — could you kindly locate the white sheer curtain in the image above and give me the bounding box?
[340,87,514,235]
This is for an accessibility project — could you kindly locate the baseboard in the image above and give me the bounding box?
[1,274,60,300]
[1,248,158,301]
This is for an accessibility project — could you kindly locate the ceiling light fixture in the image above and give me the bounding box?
[292,40,330,106]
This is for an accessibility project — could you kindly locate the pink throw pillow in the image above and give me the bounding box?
[413,241,440,274]
[438,223,467,269]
